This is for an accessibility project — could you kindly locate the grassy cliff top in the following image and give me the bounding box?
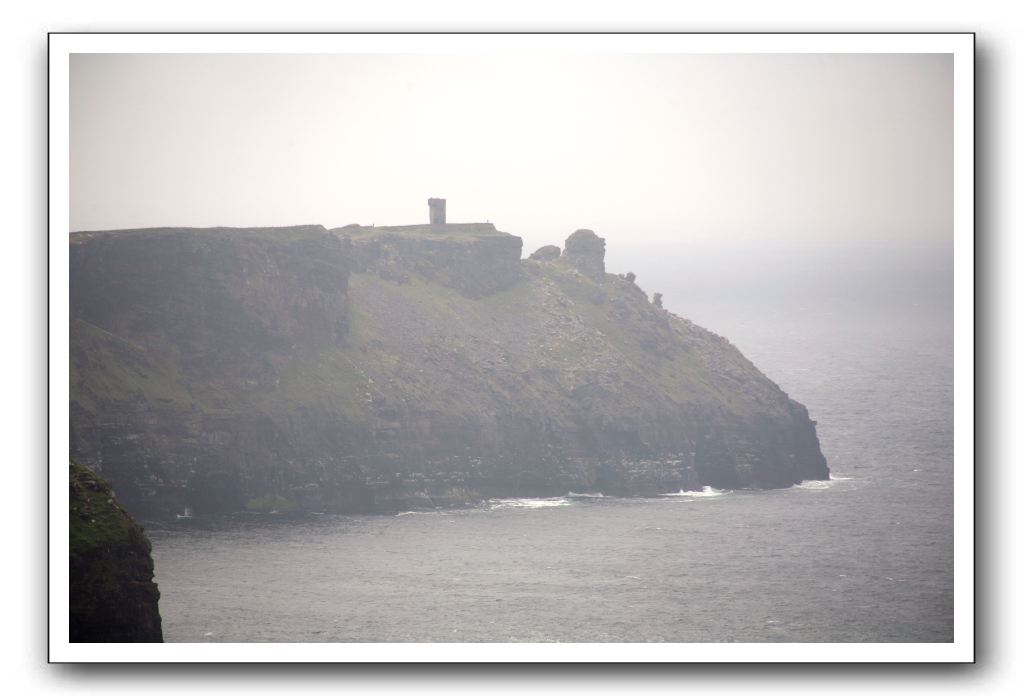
[332,222,512,242]
[70,223,516,246]
[70,225,329,245]
[69,461,152,556]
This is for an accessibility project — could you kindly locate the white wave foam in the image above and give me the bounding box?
[661,486,731,498]
[795,480,833,490]
[797,474,853,490]
[490,497,571,510]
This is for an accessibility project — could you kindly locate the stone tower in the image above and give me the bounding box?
[563,229,606,280]
[428,198,446,225]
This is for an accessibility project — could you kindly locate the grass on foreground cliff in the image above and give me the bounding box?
[69,460,163,643]
[69,461,150,555]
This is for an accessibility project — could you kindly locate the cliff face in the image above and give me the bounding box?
[69,223,828,519]
[343,223,522,298]
[70,225,350,360]
[69,461,163,642]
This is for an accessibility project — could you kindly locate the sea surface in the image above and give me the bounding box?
[148,285,954,643]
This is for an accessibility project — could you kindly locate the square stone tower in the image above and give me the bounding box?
[428,198,446,225]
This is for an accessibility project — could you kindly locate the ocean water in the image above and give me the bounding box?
[147,297,954,643]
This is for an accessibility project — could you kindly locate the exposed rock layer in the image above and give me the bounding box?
[69,224,828,519]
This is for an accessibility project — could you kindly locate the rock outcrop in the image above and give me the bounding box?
[69,223,828,520]
[563,228,606,279]
[529,245,561,261]
[69,461,163,642]
[341,223,521,299]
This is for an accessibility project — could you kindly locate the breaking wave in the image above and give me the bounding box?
[660,486,731,498]
[795,480,833,490]
[796,474,853,490]
[489,497,572,510]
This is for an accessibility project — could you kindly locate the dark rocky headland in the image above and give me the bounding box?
[69,222,828,520]
[69,461,163,642]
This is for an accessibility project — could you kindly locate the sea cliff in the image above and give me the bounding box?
[69,223,828,519]
[69,461,163,642]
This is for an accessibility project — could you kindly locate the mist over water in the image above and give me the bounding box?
[148,244,953,643]
[607,241,953,323]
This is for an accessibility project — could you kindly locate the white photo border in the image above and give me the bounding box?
[48,31,975,664]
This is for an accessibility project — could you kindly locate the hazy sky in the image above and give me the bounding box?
[70,53,952,255]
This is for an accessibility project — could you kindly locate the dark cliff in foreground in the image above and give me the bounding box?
[70,461,163,642]
[69,223,828,519]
